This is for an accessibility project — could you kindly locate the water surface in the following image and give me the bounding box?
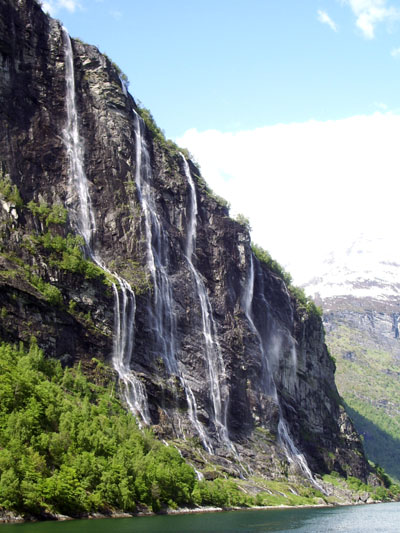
[1,503,400,532]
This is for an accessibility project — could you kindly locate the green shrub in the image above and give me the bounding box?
[38,232,114,286]
[251,243,322,318]
[235,214,251,231]
[252,243,292,285]
[0,341,199,516]
[27,201,68,226]
[0,173,23,208]
[27,273,63,306]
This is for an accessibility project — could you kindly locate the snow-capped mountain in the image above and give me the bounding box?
[302,233,400,481]
[303,233,400,303]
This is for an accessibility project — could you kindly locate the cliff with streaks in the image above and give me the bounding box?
[0,0,373,487]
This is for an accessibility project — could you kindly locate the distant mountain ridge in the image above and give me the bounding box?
[305,234,400,304]
[303,234,400,481]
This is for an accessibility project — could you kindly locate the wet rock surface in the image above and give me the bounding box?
[0,0,371,483]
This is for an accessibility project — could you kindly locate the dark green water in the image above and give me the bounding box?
[1,503,400,532]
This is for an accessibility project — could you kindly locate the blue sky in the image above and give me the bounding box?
[42,0,400,285]
[43,0,400,138]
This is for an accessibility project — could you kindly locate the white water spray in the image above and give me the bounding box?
[181,155,234,452]
[63,27,95,248]
[243,254,323,490]
[132,112,178,375]
[62,28,150,425]
[132,112,215,450]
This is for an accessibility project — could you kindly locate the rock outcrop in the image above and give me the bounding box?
[0,0,373,484]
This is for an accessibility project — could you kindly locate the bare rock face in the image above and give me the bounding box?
[0,0,371,483]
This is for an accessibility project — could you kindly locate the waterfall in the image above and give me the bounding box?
[242,254,278,398]
[132,112,178,375]
[62,27,95,249]
[181,155,233,451]
[243,254,323,490]
[62,27,150,425]
[111,275,151,425]
[131,113,215,451]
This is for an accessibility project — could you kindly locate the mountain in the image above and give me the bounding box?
[0,0,390,517]
[304,234,400,481]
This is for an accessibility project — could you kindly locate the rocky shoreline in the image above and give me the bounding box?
[0,498,389,525]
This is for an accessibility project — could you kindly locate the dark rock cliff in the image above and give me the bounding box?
[0,0,372,484]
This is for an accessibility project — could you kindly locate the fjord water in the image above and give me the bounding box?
[2,503,400,532]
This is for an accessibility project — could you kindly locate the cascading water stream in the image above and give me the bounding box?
[243,254,324,491]
[132,112,177,375]
[181,155,234,452]
[242,254,278,399]
[62,27,150,425]
[131,112,215,450]
[111,275,151,425]
[63,27,95,249]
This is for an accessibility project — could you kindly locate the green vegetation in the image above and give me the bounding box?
[251,243,322,318]
[0,341,334,518]
[109,258,150,295]
[137,105,190,160]
[0,175,114,290]
[28,274,63,306]
[0,172,23,208]
[0,251,63,307]
[27,201,68,226]
[138,105,190,159]
[35,232,114,286]
[104,54,129,85]
[327,321,400,481]
[0,341,197,516]
[322,471,400,501]
[242,478,323,507]
[136,104,231,211]
[235,214,251,231]
[252,243,293,285]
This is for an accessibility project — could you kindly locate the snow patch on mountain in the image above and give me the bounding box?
[302,233,400,301]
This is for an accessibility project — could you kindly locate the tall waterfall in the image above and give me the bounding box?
[132,112,177,375]
[243,254,322,488]
[242,254,278,399]
[131,114,215,451]
[181,156,233,451]
[62,27,95,249]
[62,28,150,425]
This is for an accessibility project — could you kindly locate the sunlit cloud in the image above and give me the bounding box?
[41,0,81,16]
[391,46,400,57]
[177,113,400,284]
[341,0,400,39]
[317,10,338,32]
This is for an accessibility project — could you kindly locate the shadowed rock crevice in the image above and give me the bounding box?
[0,0,373,485]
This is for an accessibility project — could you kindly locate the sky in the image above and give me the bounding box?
[41,0,400,286]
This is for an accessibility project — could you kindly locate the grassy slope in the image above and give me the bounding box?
[326,321,400,481]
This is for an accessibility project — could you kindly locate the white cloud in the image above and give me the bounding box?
[391,46,400,56]
[177,113,400,284]
[341,0,400,38]
[40,0,81,16]
[317,10,338,31]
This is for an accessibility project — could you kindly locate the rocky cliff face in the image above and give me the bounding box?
[0,0,372,485]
